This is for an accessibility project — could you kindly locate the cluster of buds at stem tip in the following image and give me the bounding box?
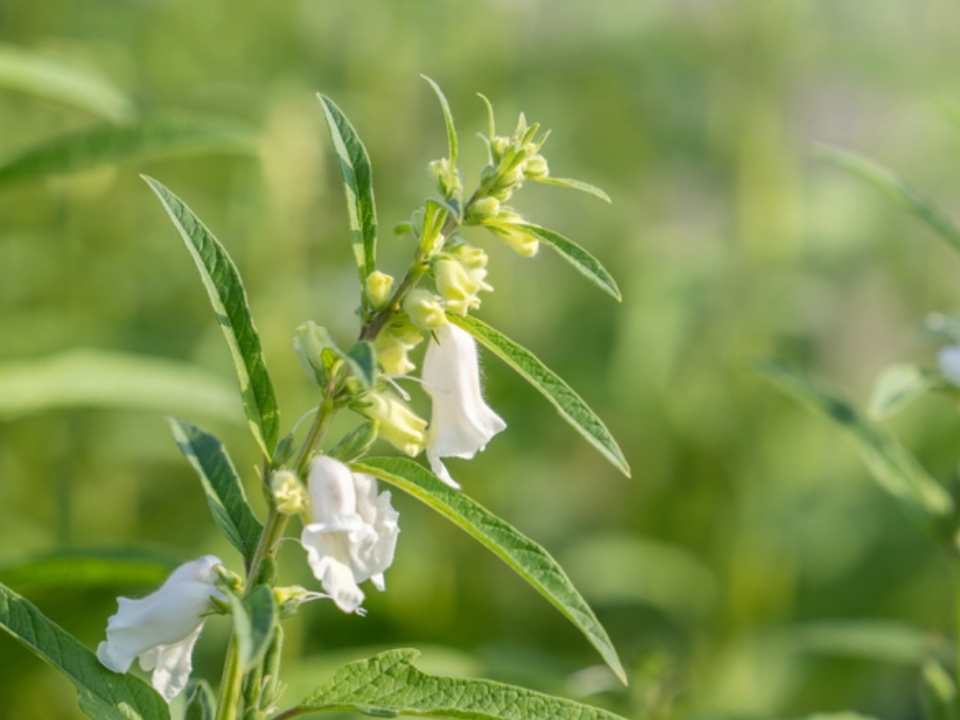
[476,111,550,205]
[429,157,462,201]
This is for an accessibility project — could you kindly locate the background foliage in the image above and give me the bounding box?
[3,0,960,717]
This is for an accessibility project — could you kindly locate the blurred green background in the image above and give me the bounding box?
[4,0,960,717]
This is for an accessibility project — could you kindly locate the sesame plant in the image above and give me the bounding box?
[0,78,632,720]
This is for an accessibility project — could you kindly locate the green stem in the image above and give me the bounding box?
[216,640,244,720]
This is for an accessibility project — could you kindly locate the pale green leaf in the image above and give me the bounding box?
[530,176,611,203]
[0,548,179,591]
[354,457,626,684]
[779,620,941,665]
[921,659,958,720]
[299,648,628,720]
[144,177,280,458]
[228,585,277,674]
[754,358,953,517]
[169,419,264,564]
[0,43,135,122]
[0,348,243,423]
[317,94,378,289]
[449,314,630,477]
[817,144,960,254]
[868,364,942,419]
[775,715,881,720]
[422,76,458,167]
[511,223,620,300]
[329,420,378,463]
[0,115,257,189]
[0,581,169,720]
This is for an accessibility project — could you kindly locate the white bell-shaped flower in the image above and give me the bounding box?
[97,555,223,702]
[300,456,400,614]
[422,323,506,488]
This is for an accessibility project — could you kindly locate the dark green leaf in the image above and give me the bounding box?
[354,457,626,684]
[228,585,278,674]
[0,43,135,122]
[0,548,180,591]
[754,358,953,517]
[530,176,611,203]
[184,681,216,720]
[169,418,264,564]
[300,649,628,720]
[317,94,378,288]
[145,177,280,458]
[0,349,243,423]
[817,144,960,255]
[329,420,378,463]
[511,223,620,300]
[449,314,630,477]
[0,581,169,720]
[0,115,257,189]
[345,342,377,389]
[422,75,458,166]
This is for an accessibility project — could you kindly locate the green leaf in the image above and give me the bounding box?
[449,314,630,477]
[921,659,958,720]
[353,457,626,684]
[0,43,135,122]
[0,348,243,423]
[169,418,264,564]
[345,341,377,390]
[511,223,620,300]
[530,176,611,203]
[317,93,378,288]
[145,177,280,458]
[300,649,628,720]
[780,620,940,665]
[775,715,881,720]
[228,585,277,674]
[0,580,169,720]
[0,548,180,591]
[0,115,258,189]
[422,76,458,167]
[184,681,216,720]
[868,364,942,419]
[754,358,953,517]
[817,144,960,254]
[421,200,449,253]
[329,420,379,463]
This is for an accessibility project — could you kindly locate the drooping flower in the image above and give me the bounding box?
[422,322,506,488]
[358,390,428,456]
[97,555,223,702]
[300,456,400,614]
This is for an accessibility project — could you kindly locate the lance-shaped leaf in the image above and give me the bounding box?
[817,144,960,255]
[0,43,135,122]
[298,649,628,719]
[317,94,378,288]
[184,681,216,720]
[354,457,626,684]
[754,358,953,517]
[0,348,242,423]
[227,585,277,673]
[449,314,630,477]
[145,177,280,458]
[0,548,180,591]
[422,76,458,167]
[510,223,620,300]
[531,176,612,203]
[0,115,258,189]
[0,581,169,720]
[868,364,943,420]
[169,419,264,564]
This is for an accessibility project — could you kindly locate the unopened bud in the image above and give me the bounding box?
[436,258,484,315]
[365,271,395,310]
[489,223,539,257]
[358,391,428,457]
[466,196,500,223]
[373,321,422,376]
[523,154,549,179]
[294,321,338,386]
[450,244,489,271]
[272,470,308,515]
[403,289,448,329]
[491,136,511,159]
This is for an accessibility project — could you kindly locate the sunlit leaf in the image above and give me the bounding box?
[422,75,458,167]
[817,144,960,255]
[868,364,942,419]
[299,649,628,720]
[754,358,953,517]
[0,115,258,189]
[0,581,169,720]
[0,43,135,122]
[354,457,626,684]
[0,348,243,423]
[169,419,264,565]
[449,314,630,477]
[921,659,958,720]
[0,548,179,591]
[145,177,280,458]
[227,585,277,674]
[510,223,620,300]
[317,94,378,289]
[530,176,611,203]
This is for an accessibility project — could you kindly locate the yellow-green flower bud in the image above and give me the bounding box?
[429,158,448,184]
[359,391,427,457]
[450,244,490,271]
[466,196,500,223]
[403,289,448,330]
[373,321,422,375]
[489,223,539,257]
[365,271,394,310]
[523,154,549,179]
[435,258,483,315]
[491,136,510,160]
[294,321,338,386]
[272,470,308,515]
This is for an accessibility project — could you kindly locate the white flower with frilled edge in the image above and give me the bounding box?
[97,555,223,702]
[300,456,400,614]
[423,322,506,488]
